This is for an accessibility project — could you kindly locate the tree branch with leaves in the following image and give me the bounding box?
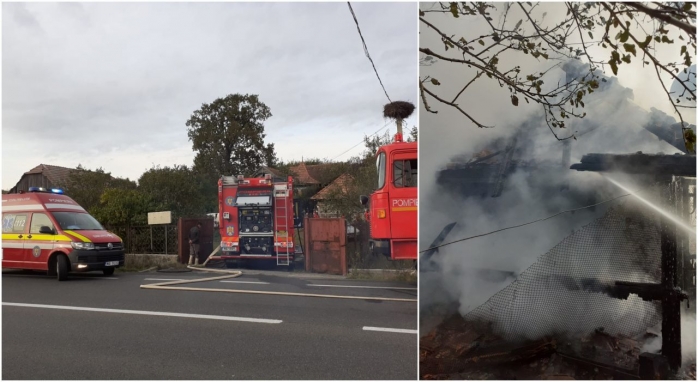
[420,2,696,149]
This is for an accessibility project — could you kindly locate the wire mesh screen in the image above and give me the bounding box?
[106,225,178,255]
[463,199,662,342]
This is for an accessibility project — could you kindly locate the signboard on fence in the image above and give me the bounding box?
[148,211,172,225]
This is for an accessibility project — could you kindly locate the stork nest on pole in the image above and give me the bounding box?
[383,101,415,120]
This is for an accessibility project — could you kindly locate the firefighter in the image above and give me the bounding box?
[188,222,202,265]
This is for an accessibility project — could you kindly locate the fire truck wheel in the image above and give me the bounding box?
[225,260,237,269]
[56,255,69,281]
[103,268,115,276]
[287,262,295,272]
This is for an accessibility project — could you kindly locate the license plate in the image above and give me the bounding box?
[105,261,119,266]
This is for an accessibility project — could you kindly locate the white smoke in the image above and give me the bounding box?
[419,3,693,359]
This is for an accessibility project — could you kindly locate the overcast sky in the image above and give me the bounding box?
[2,2,417,189]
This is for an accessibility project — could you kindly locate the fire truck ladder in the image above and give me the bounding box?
[274,184,291,266]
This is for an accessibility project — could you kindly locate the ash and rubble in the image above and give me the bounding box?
[420,60,696,379]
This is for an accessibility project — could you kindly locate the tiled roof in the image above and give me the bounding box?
[256,166,283,178]
[290,163,321,184]
[311,173,353,200]
[25,164,77,186]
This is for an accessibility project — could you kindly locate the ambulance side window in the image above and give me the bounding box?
[2,213,28,234]
[30,213,54,234]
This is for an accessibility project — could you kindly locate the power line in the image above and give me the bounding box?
[347,2,392,103]
[420,193,632,253]
[332,121,392,161]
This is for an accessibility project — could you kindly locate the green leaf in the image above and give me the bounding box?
[515,19,522,30]
[479,39,485,46]
[511,95,519,106]
[622,54,631,64]
[661,35,674,44]
[681,45,687,55]
[430,78,441,86]
[609,59,618,75]
[588,31,593,39]
[639,35,652,49]
[623,43,636,56]
[449,2,459,17]
[619,30,629,43]
[684,2,693,11]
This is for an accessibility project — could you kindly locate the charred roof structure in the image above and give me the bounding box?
[422,60,696,380]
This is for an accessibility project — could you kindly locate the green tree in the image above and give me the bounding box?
[187,93,277,181]
[62,165,137,213]
[92,188,152,227]
[408,126,418,142]
[138,165,207,218]
[420,2,696,146]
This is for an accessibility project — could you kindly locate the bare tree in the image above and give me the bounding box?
[420,2,696,149]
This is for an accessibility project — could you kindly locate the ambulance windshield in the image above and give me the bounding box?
[52,212,104,230]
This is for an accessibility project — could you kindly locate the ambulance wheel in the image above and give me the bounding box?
[103,268,115,276]
[56,255,69,281]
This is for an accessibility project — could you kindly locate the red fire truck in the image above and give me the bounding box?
[361,132,417,260]
[217,174,295,269]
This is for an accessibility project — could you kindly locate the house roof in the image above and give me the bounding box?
[255,166,283,178]
[8,164,79,193]
[24,164,77,186]
[311,173,353,200]
[290,163,321,184]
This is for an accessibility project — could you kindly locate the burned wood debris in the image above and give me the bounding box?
[419,313,694,380]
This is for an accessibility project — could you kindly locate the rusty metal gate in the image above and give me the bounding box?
[177,217,214,264]
[303,217,346,275]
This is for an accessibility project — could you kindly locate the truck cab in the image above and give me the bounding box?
[362,134,417,260]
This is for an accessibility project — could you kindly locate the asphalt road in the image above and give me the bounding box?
[2,269,417,380]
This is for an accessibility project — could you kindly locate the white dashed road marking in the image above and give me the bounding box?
[308,284,416,290]
[362,326,418,334]
[3,302,283,324]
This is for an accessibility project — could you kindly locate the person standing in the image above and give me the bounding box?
[188,222,202,265]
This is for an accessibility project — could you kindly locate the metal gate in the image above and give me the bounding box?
[177,217,214,264]
[303,217,346,275]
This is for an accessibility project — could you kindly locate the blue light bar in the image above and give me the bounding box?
[27,187,53,193]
